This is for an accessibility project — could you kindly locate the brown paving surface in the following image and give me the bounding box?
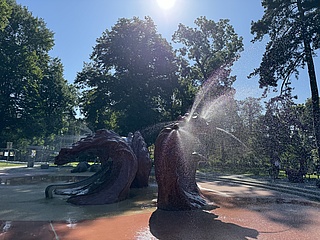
[198,180,319,206]
[53,213,152,240]
[1,201,320,240]
[1,166,320,239]
[0,221,56,240]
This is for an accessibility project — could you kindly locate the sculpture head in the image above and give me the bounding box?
[54,148,76,165]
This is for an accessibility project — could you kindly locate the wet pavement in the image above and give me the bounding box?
[0,166,320,239]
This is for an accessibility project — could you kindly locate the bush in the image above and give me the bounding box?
[286,168,304,183]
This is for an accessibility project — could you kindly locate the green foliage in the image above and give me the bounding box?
[76,17,180,135]
[76,62,122,131]
[207,94,319,175]
[237,97,263,134]
[250,0,320,160]
[171,17,244,116]
[173,16,244,84]
[0,1,77,148]
[0,0,12,31]
[0,162,24,168]
[76,16,246,150]
[252,96,317,174]
[38,58,77,137]
[250,0,319,90]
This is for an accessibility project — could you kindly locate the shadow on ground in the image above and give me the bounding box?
[149,209,259,240]
[201,183,318,231]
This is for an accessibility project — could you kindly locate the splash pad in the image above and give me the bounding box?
[1,72,320,239]
[1,165,320,239]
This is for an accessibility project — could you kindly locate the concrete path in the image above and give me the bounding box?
[0,166,320,239]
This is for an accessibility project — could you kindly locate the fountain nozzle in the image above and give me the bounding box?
[172,124,179,130]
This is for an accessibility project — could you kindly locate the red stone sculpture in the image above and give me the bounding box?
[154,123,207,210]
[130,131,152,188]
[46,129,151,205]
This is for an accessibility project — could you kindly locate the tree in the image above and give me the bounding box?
[236,97,263,166]
[171,17,244,116]
[0,1,53,145]
[173,16,244,85]
[0,0,11,31]
[237,97,263,134]
[76,62,119,131]
[295,99,319,170]
[252,97,291,169]
[250,0,320,161]
[0,1,76,147]
[251,94,314,179]
[38,58,77,137]
[76,17,180,135]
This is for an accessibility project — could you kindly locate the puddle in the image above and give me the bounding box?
[0,174,158,221]
[0,175,90,185]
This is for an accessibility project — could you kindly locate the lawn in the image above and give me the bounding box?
[0,161,25,168]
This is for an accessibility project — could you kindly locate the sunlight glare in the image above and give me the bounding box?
[156,0,176,10]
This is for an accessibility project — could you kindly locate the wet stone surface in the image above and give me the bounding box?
[1,166,320,239]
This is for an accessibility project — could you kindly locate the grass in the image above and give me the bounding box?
[0,161,25,168]
[305,173,320,179]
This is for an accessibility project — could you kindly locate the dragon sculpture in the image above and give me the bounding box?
[45,129,152,205]
[154,120,208,210]
[46,116,207,210]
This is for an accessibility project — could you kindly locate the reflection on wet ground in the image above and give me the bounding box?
[0,175,89,185]
[0,182,158,221]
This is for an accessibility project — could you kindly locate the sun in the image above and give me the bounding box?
[156,0,176,10]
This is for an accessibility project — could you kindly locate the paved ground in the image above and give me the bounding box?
[0,166,320,239]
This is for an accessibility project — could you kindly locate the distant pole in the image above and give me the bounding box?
[6,142,13,161]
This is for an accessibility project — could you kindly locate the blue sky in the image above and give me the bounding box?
[16,0,319,103]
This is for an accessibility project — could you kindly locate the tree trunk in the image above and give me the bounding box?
[297,0,320,163]
[305,42,320,162]
[297,0,320,162]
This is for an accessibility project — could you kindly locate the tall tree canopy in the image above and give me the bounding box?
[0,0,12,31]
[0,1,76,146]
[38,58,77,137]
[173,16,244,85]
[237,97,263,134]
[250,0,320,160]
[172,17,243,115]
[76,17,179,134]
